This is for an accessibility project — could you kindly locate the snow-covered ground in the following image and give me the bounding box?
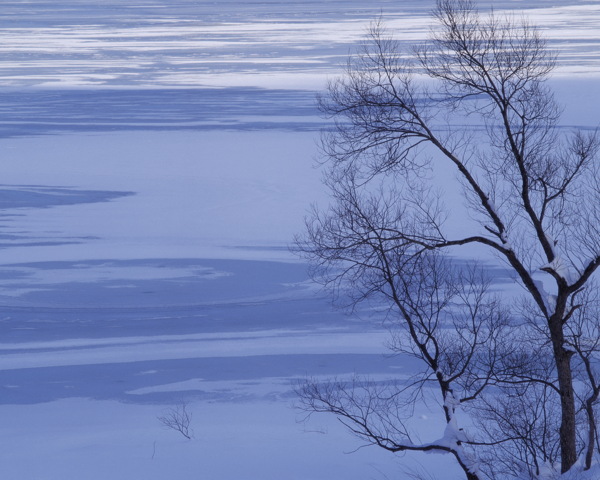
[0,1,599,479]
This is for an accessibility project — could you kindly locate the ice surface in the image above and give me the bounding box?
[0,130,328,263]
[0,1,598,479]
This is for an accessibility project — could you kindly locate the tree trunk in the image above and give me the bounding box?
[549,311,577,473]
[585,396,597,470]
[557,353,577,472]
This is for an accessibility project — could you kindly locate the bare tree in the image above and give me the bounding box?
[298,251,511,480]
[295,0,600,478]
[158,401,194,440]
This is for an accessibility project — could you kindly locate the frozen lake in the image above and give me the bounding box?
[1,1,599,479]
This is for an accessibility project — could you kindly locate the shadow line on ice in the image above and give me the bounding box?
[0,185,134,248]
[0,88,323,138]
[0,353,414,406]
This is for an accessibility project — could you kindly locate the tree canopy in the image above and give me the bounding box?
[295,1,600,478]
